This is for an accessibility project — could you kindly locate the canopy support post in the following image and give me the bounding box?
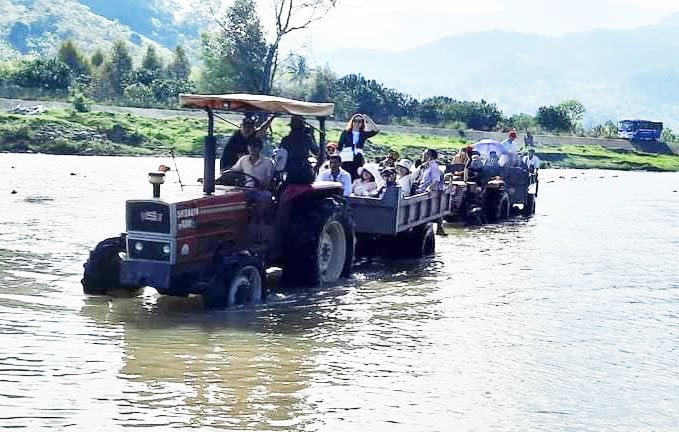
[204,108,216,196]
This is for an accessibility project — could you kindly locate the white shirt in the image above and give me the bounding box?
[501,139,518,155]
[523,155,540,170]
[397,174,412,197]
[416,160,442,193]
[317,168,352,197]
[231,155,274,188]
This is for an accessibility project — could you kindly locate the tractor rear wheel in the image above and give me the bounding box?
[281,197,354,286]
[484,191,509,223]
[82,236,139,295]
[523,194,536,217]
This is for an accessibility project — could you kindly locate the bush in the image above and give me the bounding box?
[12,58,71,90]
[71,92,91,112]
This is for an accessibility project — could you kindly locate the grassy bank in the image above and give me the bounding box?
[1,109,678,171]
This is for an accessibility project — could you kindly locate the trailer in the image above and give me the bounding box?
[350,186,453,258]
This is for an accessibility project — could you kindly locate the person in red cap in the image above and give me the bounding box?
[500,130,519,166]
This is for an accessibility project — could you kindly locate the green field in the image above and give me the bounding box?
[1,109,677,171]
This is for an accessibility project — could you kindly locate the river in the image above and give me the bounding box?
[0,154,677,431]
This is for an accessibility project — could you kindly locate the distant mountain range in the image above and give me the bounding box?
[1,0,678,129]
[317,13,679,129]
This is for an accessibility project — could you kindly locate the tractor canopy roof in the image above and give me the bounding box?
[179,93,334,118]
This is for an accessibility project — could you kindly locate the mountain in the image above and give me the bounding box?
[0,0,197,62]
[317,13,679,129]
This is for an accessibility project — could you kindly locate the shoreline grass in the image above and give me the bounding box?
[1,109,677,172]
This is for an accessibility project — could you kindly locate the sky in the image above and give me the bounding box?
[242,0,679,53]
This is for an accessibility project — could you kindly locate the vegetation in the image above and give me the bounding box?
[1,109,676,171]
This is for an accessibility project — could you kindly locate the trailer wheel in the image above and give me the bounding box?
[82,236,139,295]
[391,223,435,258]
[205,255,265,308]
[281,198,355,286]
[523,194,536,217]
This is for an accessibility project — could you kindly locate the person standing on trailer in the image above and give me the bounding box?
[337,114,380,179]
[317,153,352,197]
[522,149,541,173]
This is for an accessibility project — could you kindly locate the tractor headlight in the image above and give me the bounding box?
[134,242,144,252]
[162,244,171,255]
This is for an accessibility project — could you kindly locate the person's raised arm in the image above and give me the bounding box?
[363,114,380,138]
[255,114,276,138]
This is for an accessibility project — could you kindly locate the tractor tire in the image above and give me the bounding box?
[523,194,536,217]
[82,236,138,295]
[281,197,355,287]
[204,254,266,308]
[390,223,435,259]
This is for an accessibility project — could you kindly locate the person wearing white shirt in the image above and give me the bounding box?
[395,158,413,197]
[316,153,352,197]
[522,149,540,173]
[500,130,519,166]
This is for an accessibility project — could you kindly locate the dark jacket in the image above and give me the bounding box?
[281,130,320,184]
[337,129,378,153]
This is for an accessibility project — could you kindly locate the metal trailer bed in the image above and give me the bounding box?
[349,186,453,236]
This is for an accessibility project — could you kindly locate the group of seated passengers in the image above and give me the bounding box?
[451,143,541,184]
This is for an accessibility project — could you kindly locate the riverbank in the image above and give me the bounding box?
[1,109,678,171]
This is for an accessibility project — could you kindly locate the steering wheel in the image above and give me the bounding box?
[216,170,261,189]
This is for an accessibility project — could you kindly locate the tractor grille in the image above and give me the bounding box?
[126,201,171,234]
[127,239,172,262]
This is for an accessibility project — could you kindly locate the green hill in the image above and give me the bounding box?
[0,0,172,62]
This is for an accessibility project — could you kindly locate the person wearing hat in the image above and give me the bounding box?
[395,158,413,197]
[338,113,380,179]
[352,163,383,197]
[220,114,275,170]
[500,129,519,167]
[280,115,320,184]
[316,152,352,196]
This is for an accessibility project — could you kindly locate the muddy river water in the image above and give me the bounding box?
[0,154,677,431]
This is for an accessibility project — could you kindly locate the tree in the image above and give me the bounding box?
[257,0,337,94]
[101,41,133,96]
[141,45,164,74]
[167,45,191,81]
[536,105,572,132]
[558,99,585,131]
[203,0,267,93]
[58,40,91,77]
[91,49,105,68]
[288,54,309,85]
[12,58,71,90]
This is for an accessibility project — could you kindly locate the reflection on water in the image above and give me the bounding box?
[0,154,678,431]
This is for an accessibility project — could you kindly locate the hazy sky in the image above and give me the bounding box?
[255,0,679,52]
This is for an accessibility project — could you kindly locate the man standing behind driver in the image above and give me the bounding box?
[220,114,274,170]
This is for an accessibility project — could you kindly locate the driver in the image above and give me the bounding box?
[230,138,274,189]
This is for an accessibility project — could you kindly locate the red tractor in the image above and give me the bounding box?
[82,94,355,307]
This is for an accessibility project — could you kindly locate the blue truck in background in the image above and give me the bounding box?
[618,119,663,141]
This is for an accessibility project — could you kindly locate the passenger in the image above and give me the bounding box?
[316,153,352,197]
[395,158,413,197]
[352,163,383,197]
[416,149,443,193]
[381,148,400,168]
[484,151,500,168]
[410,149,428,187]
[338,113,380,179]
[374,167,398,196]
[499,130,519,167]
[452,147,469,165]
[522,148,541,173]
[220,114,274,170]
[280,115,319,184]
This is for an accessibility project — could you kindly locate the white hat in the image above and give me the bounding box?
[396,158,413,172]
[357,163,383,183]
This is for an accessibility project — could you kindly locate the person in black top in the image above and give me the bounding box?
[280,115,320,184]
[337,114,379,179]
[220,114,274,170]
